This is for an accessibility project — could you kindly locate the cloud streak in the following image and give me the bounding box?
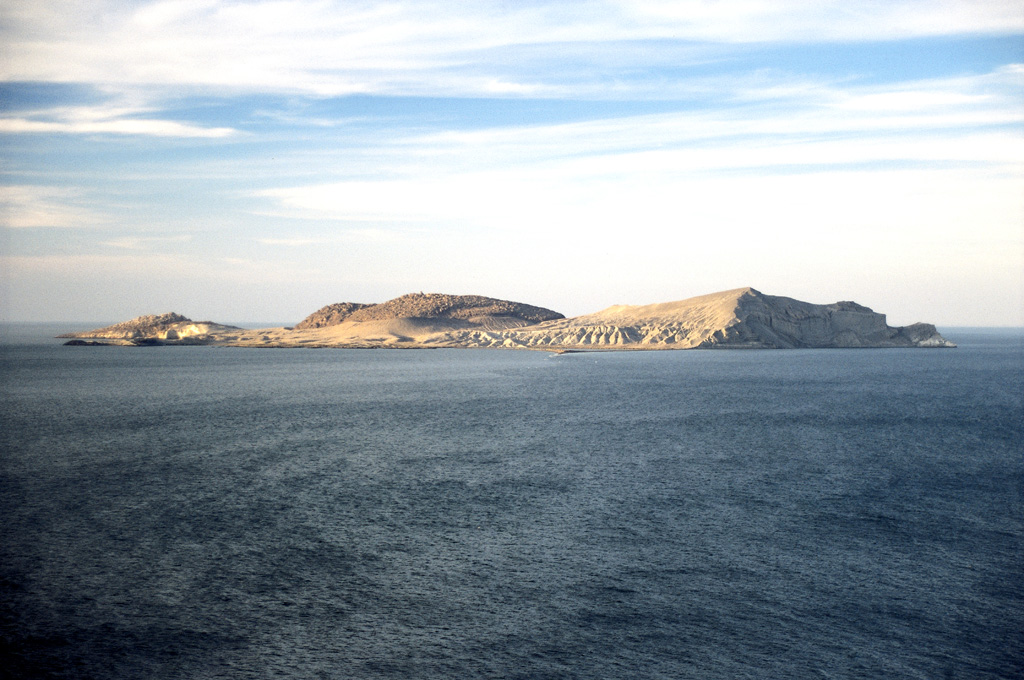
[3,1,1022,96]
[257,65,1024,224]
[0,116,236,137]
[0,186,106,228]
[0,102,237,137]
[101,235,193,250]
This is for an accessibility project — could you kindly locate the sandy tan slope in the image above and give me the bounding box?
[467,287,753,349]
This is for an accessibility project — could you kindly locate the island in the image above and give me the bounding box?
[59,287,955,350]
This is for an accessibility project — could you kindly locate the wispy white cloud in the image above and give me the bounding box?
[618,0,1024,42]
[0,117,236,137]
[2,1,1021,95]
[401,67,1024,165]
[101,234,192,250]
[0,185,106,228]
[257,64,1024,223]
[255,229,416,246]
[0,103,237,137]
[256,237,326,247]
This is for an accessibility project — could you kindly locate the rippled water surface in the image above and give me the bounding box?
[2,329,1022,679]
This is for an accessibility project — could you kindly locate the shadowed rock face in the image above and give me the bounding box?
[62,339,110,346]
[295,293,564,329]
[693,289,955,349]
[893,323,957,347]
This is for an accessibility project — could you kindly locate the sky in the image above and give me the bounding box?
[1,1,1022,326]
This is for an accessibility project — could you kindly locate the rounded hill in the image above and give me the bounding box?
[293,302,370,330]
[296,293,564,329]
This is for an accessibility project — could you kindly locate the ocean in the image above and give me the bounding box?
[1,327,1022,679]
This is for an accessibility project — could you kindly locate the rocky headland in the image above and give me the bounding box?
[60,288,955,350]
[458,288,955,349]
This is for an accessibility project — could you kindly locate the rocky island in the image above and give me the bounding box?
[59,312,243,345]
[60,288,955,350]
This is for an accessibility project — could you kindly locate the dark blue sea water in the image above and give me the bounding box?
[1,327,1022,679]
